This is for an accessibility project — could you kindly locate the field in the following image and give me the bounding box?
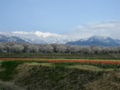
[0,53,120,90]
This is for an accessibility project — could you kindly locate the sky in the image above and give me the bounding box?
[0,0,120,39]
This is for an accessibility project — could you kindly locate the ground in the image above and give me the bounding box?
[0,59,120,90]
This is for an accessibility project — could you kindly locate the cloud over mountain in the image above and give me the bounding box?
[63,21,120,39]
[0,31,68,44]
[12,31,62,37]
[0,21,119,44]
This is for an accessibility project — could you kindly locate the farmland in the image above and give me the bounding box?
[0,52,120,59]
[0,53,120,90]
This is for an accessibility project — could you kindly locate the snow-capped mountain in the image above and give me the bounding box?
[116,39,120,44]
[66,36,120,46]
[0,31,72,44]
[12,31,72,44]
[0,31,120,46]
[0,34,28,43]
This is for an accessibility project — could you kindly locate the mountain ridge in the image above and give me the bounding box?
[0,31,120,46]
[66,36,120,47]
[0,34,28,43]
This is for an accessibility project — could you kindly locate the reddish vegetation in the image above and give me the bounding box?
[0,58,120,64]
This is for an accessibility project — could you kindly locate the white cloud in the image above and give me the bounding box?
[64,21,120,39]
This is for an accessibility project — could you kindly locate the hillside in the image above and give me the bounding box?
[0,60,120,90]
[0,34,28,43]
[0,31,69,44]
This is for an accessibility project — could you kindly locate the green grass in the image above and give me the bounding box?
[0,52,120,60]
[0,57,119,82]
[0,60,24,81]
[20,64,104,90]
[0,87,3,90]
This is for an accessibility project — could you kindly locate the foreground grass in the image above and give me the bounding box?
[0,87,3,90]
[0,59,120,69]
[0,60,77,81]
[17,64,104,90]
[16,63,120,90]
[0,60,120,90]
[0,60,24,81]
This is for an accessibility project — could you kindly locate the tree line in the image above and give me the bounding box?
[0,41,120,54]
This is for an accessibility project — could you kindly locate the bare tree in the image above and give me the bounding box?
[12,44,24,53]
[37,44,44,53]
[22,42,29,53]
[117,46,120,53]
[65,45,71,53]
[92,46,103,54]
[3,41,14,52]
[55,44,67,53]
[0,43,4,52]
[69,45,79,53]
[28,44,39,53]
[1,41,120,54]
[51,43,59,53]
[102,47,111,54]
[81,46,92,53]
[112,47,119,54]
[43,44,54,53]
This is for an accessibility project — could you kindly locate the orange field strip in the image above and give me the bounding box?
[0,58,120,64]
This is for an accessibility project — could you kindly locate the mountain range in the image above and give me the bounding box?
[66,36,120,47]
[0,31,120,46]
[0,31,72,44]
[0,34,28,43]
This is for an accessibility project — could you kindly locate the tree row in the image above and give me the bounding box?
[0,41,120,54]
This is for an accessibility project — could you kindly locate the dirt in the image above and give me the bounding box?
[0,80,26,90]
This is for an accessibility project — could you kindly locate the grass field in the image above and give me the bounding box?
[0,59,120,90]
[0,53,120,90]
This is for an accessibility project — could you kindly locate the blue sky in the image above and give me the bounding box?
[0,0,120,39]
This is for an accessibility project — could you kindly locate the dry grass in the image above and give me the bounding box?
[15,62,51,80]
[25,62,50,66]
[0,60,5,72]
[85,70,120,90]
[0,60,3,65]
[67,65,102,70]
[67,65,115,71]
[0,59,117,72]
[1,59,120,90]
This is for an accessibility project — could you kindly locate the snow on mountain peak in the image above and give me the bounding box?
[91,36,109,40]
[12,31,63,38]
[9,31,69,43]
[12,31,29,34]
[34,31,61,38]
[0,31,120,45]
